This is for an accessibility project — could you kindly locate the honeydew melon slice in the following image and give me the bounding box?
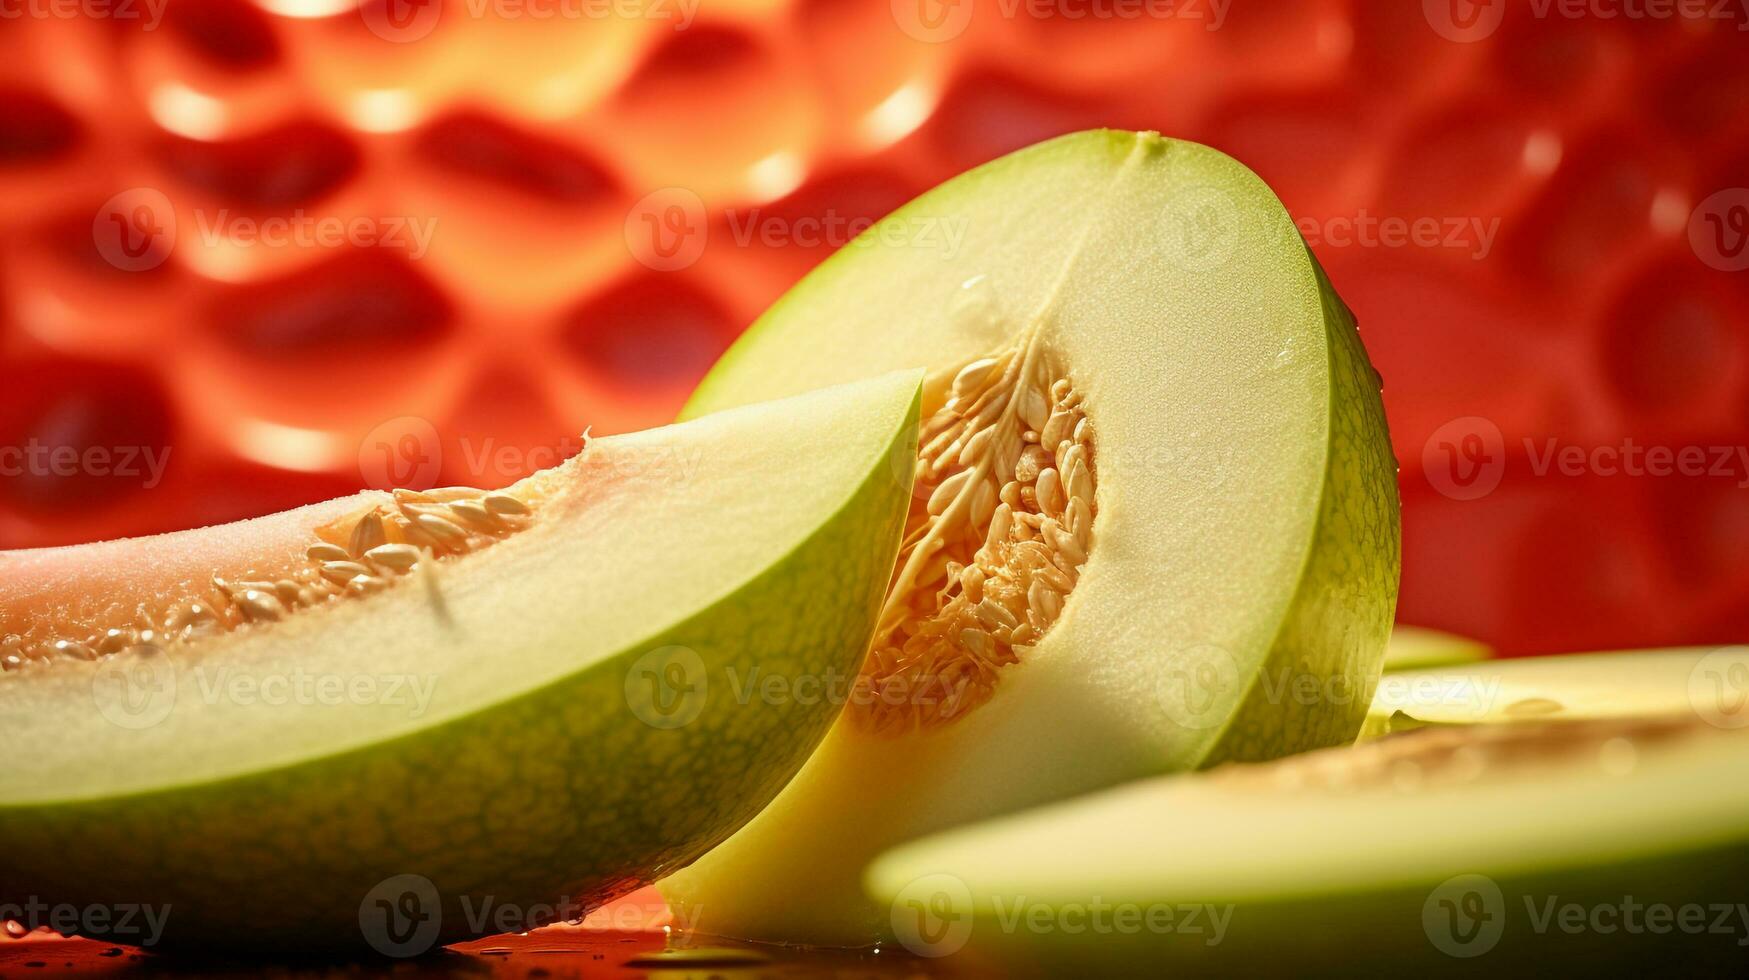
[663,130,1401,945]
[0,371,921,954]
[1383,625,1493,673]
[867,717,1749,974]
[1364,647,1746,739]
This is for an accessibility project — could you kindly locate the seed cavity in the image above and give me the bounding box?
[2,484,537,673]
[855,343,1097,734]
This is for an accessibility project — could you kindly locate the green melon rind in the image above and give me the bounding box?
[1199,258,1400,764]
[866,724,1749,975]
[0,381,921,953]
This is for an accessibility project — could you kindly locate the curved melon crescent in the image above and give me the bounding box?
[664,130,1401,944]
[0,371,922,953]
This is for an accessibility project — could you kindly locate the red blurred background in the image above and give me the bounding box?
[0,1,1745,657]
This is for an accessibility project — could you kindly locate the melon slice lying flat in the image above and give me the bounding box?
[0,371,921,953]
[868,717,1749,974]
[1364,647,1744,738]
[1383,625,1492,673]
[662,130,1401,945]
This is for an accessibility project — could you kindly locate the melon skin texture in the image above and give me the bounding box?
[867,718,1749,975]
[0,372,921,954]
[1364,647,1739,739]
[663,130,1401,945]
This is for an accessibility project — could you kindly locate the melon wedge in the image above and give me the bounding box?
[662,130,1401,945]
[1364,647,1747,739]
[0,371,921,953]
[868,717,1749,974]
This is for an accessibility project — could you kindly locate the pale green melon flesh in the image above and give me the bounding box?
[664,130,1400,945]
[0,371,921,952]
[867,718,1749,974]
[1383,625,1493,673]
[1364,648,1733,739]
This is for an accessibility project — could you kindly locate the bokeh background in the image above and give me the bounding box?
[0,1,1745,659]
